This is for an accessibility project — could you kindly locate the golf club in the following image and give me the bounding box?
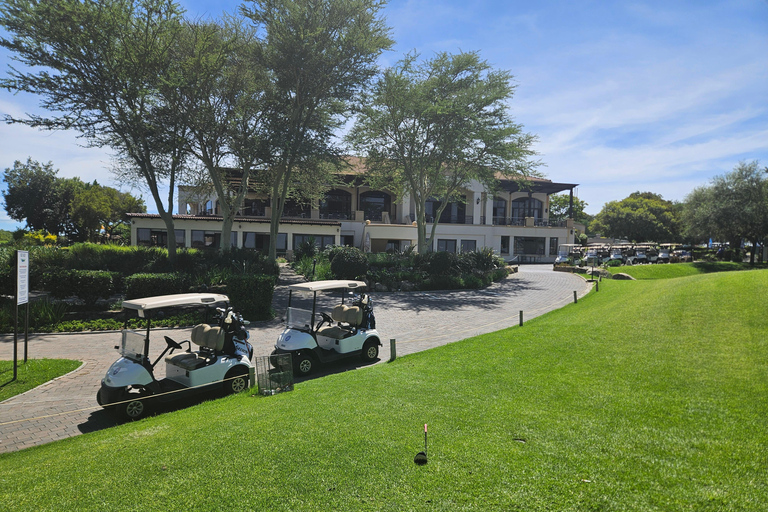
[414,423,428,465]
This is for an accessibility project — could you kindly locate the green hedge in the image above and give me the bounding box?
[37,269,120,305]
[225,274,276,322]
[124,273,191,299]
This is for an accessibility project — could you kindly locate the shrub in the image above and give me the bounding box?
[295,237,318,261]
[330,246,369,280]
[72,270,120,305]
[420,274,463,291]
[604,259,623,268]
[124,273,190,299]
[458,248,500,273]
[225,274,276,321]
[418,251,458,277]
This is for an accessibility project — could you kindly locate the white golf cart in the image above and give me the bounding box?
[271,280,381,376]
[97,293,254,421]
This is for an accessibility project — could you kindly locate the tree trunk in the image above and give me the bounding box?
[158,210,177,265]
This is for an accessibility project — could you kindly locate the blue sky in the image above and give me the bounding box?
[0,0,766,231]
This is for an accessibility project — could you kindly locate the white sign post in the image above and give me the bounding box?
[13,250,30,380]
[17,250,29,305]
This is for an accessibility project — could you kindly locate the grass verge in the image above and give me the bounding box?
[0,359,82,402]
[607,261,766,280]
[0,271,766,510]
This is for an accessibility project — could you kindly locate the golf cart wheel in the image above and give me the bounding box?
[224,366,249,394]
[294,352,314,376]
[361,340,379,362]
[116,388,151,421]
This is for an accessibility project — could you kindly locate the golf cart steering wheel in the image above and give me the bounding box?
[319,311,333,328]
[164,335,183,352]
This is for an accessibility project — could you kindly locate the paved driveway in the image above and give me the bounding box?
[0,265,590,454]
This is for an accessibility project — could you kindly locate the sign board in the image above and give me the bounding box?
[17,250,29,305]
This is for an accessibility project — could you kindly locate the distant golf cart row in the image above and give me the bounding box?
[98,280,381,420]
[555,243,693,267]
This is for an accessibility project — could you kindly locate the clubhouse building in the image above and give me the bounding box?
[128,160,583,263]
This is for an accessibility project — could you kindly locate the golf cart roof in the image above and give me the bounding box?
[123,293,230,312]
[288,280,367,293]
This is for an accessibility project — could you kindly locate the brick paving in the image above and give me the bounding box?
[0,264,590,454]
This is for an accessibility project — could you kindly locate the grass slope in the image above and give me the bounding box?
[607,261,766,280]
[0,271,766,510]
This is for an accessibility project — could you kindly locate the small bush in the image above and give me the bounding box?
[295,237,318,261]
[604,259,623,268]
[330,246,369,280]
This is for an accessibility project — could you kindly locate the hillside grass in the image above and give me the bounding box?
[607,261,766,280]
[0,271,766,510]
[0,359,81,402]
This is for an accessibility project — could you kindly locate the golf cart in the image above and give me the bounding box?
[97,293,254,421]
[271,280,381,376]
[554,244,582,265]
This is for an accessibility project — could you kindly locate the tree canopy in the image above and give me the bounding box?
[0,0,187,260]
[2,158,145,242]
[548,193,590,225]
[683,160,768,263]
[348,51,539,252]
[590,192,682,243]
[242,0,394,260]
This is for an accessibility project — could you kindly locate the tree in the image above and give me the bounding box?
[174,18,270,253]
[242,0,393,261]
[591,192,682,243]
[0,0,187,263]
[548,193,590,224]
[2,158,84,236]
[347,51,540,253]
[683,160,768,263]
[69,182,146,242]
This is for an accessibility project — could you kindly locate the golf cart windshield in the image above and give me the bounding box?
[286,307,314,330]
[119,330,146,362]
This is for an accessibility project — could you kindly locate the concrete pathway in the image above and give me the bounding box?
[0,265,591,454]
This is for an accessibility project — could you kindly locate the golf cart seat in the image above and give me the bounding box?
[318,305,362,339]
[165,324,225,371]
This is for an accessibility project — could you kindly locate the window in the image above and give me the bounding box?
[500,236,510,255]
[293,234,335,249]
[281,198,310,218]
[549,237,559,256]
[191,230,221,249]
[243,232,287,253]
[341,235,355,247]
[511,197,543,221]
[460,240,477,253]
[136,229,184,247]
[360,191,391,222]
[437,239,457,253]
[514,237,545,256]
[241,198,269,216]
[385,240,400,253]
[492,197,507,225]
[319,189,352,219]
[425,196,467,224]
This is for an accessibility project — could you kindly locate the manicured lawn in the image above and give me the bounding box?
[607,261,766,280]
[0,271,766,510]
[0,359,81,402]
